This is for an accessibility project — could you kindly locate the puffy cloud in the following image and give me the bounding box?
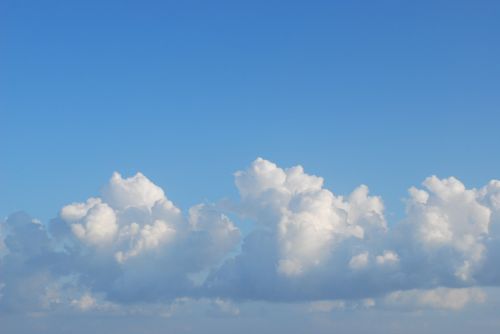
[1,158,500,315]
[102,172,165,210]
[114,219,175,263]
[234,158,385,277]
[207,158,392,301]
[65,200,118,246]
[208,159,500,302]
[1,172,240,311]
[480,180,500,212]
[63,173,239,303]
[349,252,369,270]
[375,250,399,266]
[60,197,101,222]
[402,176,492,282]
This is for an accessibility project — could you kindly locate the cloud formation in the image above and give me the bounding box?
[1,158,500,314]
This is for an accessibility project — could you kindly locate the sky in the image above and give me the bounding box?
[1,0,500,333]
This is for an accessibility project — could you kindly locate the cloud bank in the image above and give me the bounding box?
[1,158,500,314]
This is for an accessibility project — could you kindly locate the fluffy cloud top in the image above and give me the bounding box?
[102,172,166,210]
[234,158,385,276]
[1,158,500,314]
[403,176,493,282]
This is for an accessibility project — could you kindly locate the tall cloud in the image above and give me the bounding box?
[233,158,386,277]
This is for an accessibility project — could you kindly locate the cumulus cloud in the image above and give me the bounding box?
[408,176,497,282]
[1,172,240,311]
[233,158,385,277]
[1,158,500,314]
[0,212,59,312]
[102,172,166,210]
[64,199,118,246]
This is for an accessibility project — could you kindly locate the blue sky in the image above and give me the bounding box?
[1,1,500,333]
[2,0,500,222]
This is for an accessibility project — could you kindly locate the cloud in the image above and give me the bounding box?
[233,158,385,277]
[375,250,399,266]
[349,252,369,270]
[403,176,491,282]
[0,212,61,313]
[71,293,97,311]
[308,300,346,312]
[63,199,118,246]
[102,172,166,210]
[207,159,500,302]
[385,287,486,310]
[210,298,240,316]
[1,172,240,311]
[1,158,500,314]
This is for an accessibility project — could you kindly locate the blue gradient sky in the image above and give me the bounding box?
[2,0,499,222]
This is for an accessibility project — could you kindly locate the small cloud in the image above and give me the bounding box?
[349,252,369,270]
[211,298,240,316]
[376,250,399,266]
[308,300,346,313]
[71,294,96,311]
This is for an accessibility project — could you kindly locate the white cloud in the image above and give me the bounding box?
[1,158,500,315]
[480,180,500,211]
[349,252,369,270]
[375,250,399,266]
[53,172,240,304]
[60,197,102,222]
[66,201,118,246]
[209,159,500,303]
[404,176,492,281]
[234,158,385,277]
[102,172,165,210]
[115,219,176,262]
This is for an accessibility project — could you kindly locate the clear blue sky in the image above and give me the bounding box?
[1,1,500,333]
